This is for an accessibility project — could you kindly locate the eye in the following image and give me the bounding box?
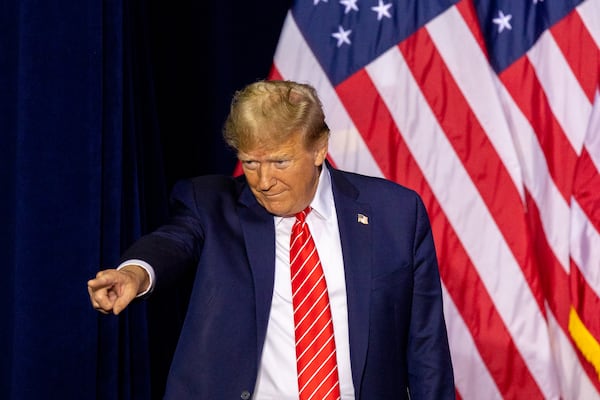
[274,160,291,169]
[241,160,259,170]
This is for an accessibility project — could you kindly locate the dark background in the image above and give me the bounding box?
[146,1,292,184]
[1,1,292,399]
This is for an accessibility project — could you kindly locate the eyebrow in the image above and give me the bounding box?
[239,152,294,162]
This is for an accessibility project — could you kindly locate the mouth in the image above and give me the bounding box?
[262,193,282,199]
[256,191,287,210]
[259,190,285,199]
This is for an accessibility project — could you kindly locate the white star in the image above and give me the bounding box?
[492,10,512,33]
[371,0,392,21]
[533,0,544,3]
[331,25,352,47]
[313,0,328,4]
[340,0,359,14]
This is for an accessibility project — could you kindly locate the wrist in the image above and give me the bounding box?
[120,264,150,295]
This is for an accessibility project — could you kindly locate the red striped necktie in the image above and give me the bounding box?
[290,206,341,400]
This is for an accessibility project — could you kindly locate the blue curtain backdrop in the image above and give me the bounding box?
[0,0,291,398]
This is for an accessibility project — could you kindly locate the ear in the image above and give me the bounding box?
[314,137,329,166]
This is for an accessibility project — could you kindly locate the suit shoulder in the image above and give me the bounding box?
[337,169,421,201]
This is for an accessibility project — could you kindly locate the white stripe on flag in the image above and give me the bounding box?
[442,284,503,400]
[584,91,600,176]
[570,199,600,297]
[528,30,591,152]
[578,0,600,48]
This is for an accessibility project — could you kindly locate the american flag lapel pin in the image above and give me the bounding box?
[357,213,369,225]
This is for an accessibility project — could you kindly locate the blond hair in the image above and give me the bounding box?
[223,80,329,152]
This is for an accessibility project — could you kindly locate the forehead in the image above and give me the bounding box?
[238,133,307,160]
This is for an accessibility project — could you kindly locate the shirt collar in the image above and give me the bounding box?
[310,162,333,221]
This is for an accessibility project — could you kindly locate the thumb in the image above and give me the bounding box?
[112,295,134,315]
[111,284,138,315]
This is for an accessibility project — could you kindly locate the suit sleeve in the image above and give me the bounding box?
[119,179,205,292]
[407,195,455,399]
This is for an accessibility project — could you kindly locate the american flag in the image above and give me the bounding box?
[265,0,600,398]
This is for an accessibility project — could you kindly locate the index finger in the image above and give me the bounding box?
[87,270,118,290]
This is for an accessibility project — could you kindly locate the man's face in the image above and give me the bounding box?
[238,133,328,217]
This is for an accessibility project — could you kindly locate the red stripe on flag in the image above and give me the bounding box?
[499,58,578,202]
[334,69,407,182]
[525,192,571,331]
[455,0,487,57]
[551,9,600,103]
[268,64,284,81]
[573,147,600,234]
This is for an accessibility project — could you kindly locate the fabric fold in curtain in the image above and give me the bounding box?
[0,1,166,398]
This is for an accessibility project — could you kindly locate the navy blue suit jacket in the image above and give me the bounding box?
[121,163,455,399]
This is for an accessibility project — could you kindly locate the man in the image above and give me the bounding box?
[88,80,455,399]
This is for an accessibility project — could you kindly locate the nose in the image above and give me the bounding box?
[257,165,276,191]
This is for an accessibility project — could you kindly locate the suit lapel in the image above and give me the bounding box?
[237,185,276,357]
[329,167,372,396]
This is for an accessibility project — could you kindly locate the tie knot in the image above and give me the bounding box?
[295,206,312,223]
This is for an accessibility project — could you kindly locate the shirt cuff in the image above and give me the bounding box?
[117,259,156,298]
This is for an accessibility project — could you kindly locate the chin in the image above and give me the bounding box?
[268,208,289,217]
[265,204,293,217]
